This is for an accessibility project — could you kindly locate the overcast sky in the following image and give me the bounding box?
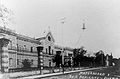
[1,0,120,58]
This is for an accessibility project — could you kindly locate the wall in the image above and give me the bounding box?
[0,32,41,69]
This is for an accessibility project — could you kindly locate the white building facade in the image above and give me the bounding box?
[0,26,41,72]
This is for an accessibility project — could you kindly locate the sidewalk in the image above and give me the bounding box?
[17,67,105,79]
[8,67,86,78]
[7,67,83,78]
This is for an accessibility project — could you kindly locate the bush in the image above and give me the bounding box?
[22,59,32,69]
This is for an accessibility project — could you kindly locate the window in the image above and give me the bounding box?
[48,36,51,41]
[10,41,12,49]
[17,59,19,65]
[46,48,47,54]
[52,50,54,55]
[68,54,72,57]
[17,44,19,51]
[49,46,51,55]
[31,59,33,65]
[31,47,33,52]
[49,61,51,67]
[19,46,22,51]
[24,45,26,51]
[9,58,13,67]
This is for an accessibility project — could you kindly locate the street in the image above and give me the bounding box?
[40,67,120,79]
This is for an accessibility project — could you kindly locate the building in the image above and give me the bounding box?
[54,45,73,67]
[0,4,74,71]
[36,32,74,67]
[36,31,56,68]
[0,26,74,73]
[0,26,42,72]
[54,45,73,58]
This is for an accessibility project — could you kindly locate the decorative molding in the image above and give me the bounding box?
[0,27,41,44]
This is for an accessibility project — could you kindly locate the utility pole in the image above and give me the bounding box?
[60,17,66,73]
[75,20,87,48]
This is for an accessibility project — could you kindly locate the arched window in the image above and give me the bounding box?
[48,36,51,41]
[17,44,19,51]
[31,47,33,52]
[24,45,26,51]
[49,61,51,67]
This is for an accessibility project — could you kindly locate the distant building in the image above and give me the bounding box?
[54,45,73,58]
[54,45,73,67]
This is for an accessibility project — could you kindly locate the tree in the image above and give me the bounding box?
[52,51,62,67]
[22,59,32,69]
[73,46,87,67]
[0,5,14,27]
[94,50,106,67]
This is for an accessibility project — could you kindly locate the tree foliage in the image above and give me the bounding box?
[52,51,62,67]
[73,47,87,67]
[0,5,14,27]
[73,47,106,67]
[22,59,32,69]
[94,50,106,67]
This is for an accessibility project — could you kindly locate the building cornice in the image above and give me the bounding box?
[0,26,41,44]
[16,34,40,44]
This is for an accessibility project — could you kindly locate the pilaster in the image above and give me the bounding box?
[0,38,10,73]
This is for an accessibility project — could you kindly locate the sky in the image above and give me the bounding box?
[1,0,120,58]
